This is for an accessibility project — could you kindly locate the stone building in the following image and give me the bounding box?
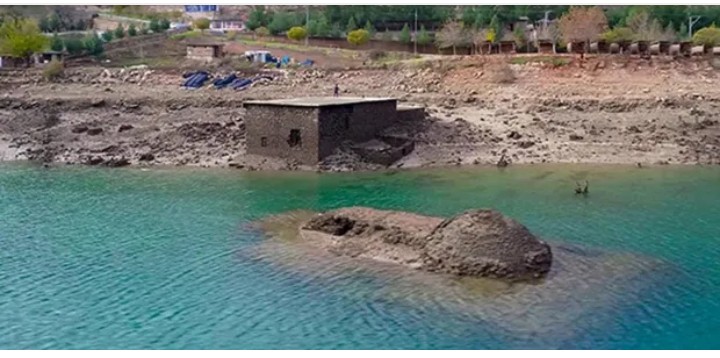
[186,43,224,61]
[243,97,404,165]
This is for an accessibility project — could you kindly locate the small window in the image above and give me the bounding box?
[260,137,267,147]
[288,129,301,147]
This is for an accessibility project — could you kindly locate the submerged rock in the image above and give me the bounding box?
[298,207,552,280]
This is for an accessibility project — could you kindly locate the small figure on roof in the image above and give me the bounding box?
[333,84,339,97]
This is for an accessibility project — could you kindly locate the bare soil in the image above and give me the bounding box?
[1,52,719,170]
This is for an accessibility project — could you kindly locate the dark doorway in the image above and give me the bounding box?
[288,129,301,147]
[261,137,268,147]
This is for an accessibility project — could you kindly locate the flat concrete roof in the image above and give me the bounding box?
[243,97,396,108]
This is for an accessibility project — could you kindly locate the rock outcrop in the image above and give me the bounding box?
[299,207,552,280]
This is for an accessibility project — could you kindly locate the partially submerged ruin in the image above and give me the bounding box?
[243,97,422,166]
[262,207,554,281]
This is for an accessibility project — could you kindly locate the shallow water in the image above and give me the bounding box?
[1,163,719,349]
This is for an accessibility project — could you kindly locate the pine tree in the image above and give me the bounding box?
[399,23,411,44]
[346,16,358,33]
[114,24,125,39]
[364,20,376,37]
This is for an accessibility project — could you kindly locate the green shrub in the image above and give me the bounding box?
[83,33,104,57]
[128,23,138,37]
[693,24,720,47]
[63,37,84,55]
[287,26,307,41]
[114,24,125,39]
[101,31,113,42]
[347,29,370,46]
[193,18,210,31]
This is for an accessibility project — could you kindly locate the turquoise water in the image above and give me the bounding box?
[1,162,720,349]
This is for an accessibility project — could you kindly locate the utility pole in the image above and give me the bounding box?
[688,15,701,38]
[304,5,310,46]
[414,8,418,55]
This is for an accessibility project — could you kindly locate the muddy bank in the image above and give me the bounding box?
[2,60,720,170]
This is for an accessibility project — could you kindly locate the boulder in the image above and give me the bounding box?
[422,210,552,279]
[299,207,552,280]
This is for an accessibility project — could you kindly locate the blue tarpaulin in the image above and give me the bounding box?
[213,74,237,89]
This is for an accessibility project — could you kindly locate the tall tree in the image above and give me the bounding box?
[363,20,375,37]
[246,6,267,31]
[346,16,357,33]
[417,25,431,46]
[558,6,608,50]
[0,18,49,65]
[435,21,467,55]
[399,23,411,44]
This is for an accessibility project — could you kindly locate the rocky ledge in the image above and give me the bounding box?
[299,207,553,280]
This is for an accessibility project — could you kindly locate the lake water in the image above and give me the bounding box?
[1,163,719,349]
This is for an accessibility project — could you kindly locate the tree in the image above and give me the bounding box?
[626,11,663,41]
[346,16,357,33]
[287,26,307,41]
[50,32,63,51]
[83,32,104,57]
[315,17,331,37]
[306,20,319,37]
[193,18,210,31]
[114,24,125,39]
[0,18,49,65]
[679,23,689,41]
[254,26,270,38]
[101,30,113,42]
[399,23,411,44]
[160,18,170,30]
[63,37,84,55]
[47,13,60,32]
[149,18,160,33]
[662,22,677,42]
[558,6,608,50]
[488,15,501,43]
[363,20,376,37]
[693,24,720,47]
[39,16,50,33]
[417,25,431,46]
[347,28,370,46]
[268,12,296,35]
[246,6,267,31]
[435,21,467,55]
[127,23,138,37]
[471,28,487,54]
[329,23,342,38]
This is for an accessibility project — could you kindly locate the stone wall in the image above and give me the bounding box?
[317,101,397,159]
[186,46,220,61]
[245,105,320,165]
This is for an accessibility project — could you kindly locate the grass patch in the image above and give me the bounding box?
[509,56,570,67]
[170,31,203,41]
[236,37,362,59]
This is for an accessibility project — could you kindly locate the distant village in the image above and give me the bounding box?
[1,5,720,70]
